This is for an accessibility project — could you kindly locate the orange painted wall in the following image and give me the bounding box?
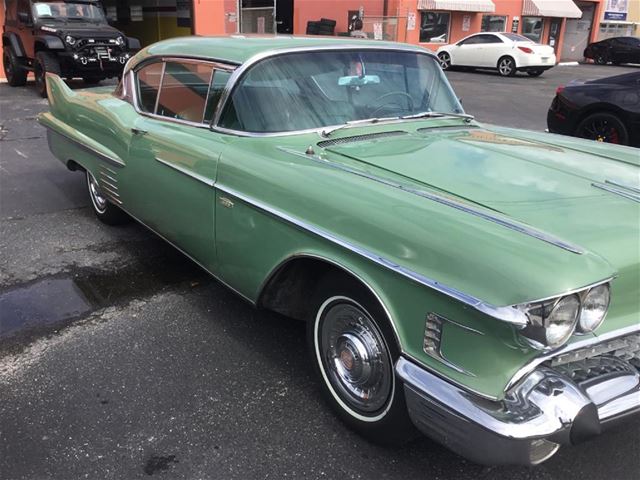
[192,0,227,36]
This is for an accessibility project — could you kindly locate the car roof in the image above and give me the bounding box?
[137,35,428,66]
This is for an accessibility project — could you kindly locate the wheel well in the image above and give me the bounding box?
[258,256,379,322]
[497,55,515,67]
[66,159,85,172]
[34,42,48,54]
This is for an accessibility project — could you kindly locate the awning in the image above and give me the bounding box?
[417,0,495,13]
[522,0,582,19]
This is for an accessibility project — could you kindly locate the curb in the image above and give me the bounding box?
[558,62,580,66]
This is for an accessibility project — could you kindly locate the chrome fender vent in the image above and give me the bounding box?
[98,166,122,206]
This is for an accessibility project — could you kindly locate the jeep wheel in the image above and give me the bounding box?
[83,77,102,85]
[34,51,61,98]
[3,47,28,87]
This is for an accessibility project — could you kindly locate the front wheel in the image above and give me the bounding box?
[594,54,608,65]
[575,112,629,145]
[497,56,516,77]
[86,171,130,225]
[437,52,451,71]
[3,47,28,86]
[308,275,417,445]
[34,51,61,97]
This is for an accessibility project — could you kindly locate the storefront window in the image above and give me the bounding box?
[481,15,507,32]
[420,12,450,43]
[522,17,543,43]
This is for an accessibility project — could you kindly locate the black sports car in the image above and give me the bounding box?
[583,36,640,65]
[547,72,640,147]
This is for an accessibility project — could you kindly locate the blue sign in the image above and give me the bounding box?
[604,12,628,21]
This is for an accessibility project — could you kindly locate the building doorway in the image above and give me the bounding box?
[561,1,596,62]
[549,18,562,53]
[276,0,294,34]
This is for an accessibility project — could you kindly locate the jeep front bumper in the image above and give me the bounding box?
[396,333,640,466]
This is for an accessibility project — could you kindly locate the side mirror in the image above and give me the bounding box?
[18,12,32,25]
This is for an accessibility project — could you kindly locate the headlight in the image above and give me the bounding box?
[519,294,581,349]
[65,35,76,46]
[577,284,610,333]
[115,36,125,46]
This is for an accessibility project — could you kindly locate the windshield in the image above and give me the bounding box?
[219,50,464,133]
[32,1,106,22]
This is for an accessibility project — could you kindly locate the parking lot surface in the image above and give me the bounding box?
[1,64,639,480]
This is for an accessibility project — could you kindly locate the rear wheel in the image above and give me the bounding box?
[575,112,629,146]
[3,47,28,86]
[527,70,544,77]
[497,56,516,77]
[437,52,451,71]
[594,54,608,65]
[308,274,417,445]
[86,171,129,225]
[34,51,61,98]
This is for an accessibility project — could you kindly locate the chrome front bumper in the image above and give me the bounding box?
[396,352,640,466]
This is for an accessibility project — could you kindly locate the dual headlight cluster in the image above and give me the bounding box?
[517,283,610,350]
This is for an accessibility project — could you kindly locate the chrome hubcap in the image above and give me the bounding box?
[318,299,392,414]
[87,172,107,213]
[439,54,450,69]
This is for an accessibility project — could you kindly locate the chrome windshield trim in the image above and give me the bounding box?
[279,146,585,255]
[592,182,640,203]
[42,124,125,168]
[214,182,529,327]
[506,323,640,392]
[211,44,445,132]
[155,157,215,187]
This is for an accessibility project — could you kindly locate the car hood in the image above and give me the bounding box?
[40,23,121,37]
[307,123,638,329]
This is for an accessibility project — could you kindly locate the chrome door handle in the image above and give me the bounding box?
[131,128,147,136]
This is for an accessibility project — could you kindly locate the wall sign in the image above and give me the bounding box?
[462,15,471,32]
[511,16,519,33]
[407,12,416,31]
[604,0,628,21]
[130,5,143,22]
[373,22,383,40]
[177,0,192,28]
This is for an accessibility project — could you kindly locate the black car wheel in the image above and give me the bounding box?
[3,47,28,86]
[438,52,452,70]
[497,56,516,77]
[308,273,417,445]
[34,51,61,98]
[594,54,609,65]
[527,70,544,77]
[575,112,629,146]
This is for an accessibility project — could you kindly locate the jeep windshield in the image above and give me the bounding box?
[32,1,107,23]
[218,49,465,133]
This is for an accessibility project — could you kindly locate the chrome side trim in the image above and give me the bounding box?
[215,182,529,327]
[155,157,215,187]
[43,125,125,169]
[605,179,640,195]
[506,323,640,391]
[278,146,585,255]
[592,182,640,203]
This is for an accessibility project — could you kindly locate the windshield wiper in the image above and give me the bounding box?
[401,111,475,123]
[321,116,400,137]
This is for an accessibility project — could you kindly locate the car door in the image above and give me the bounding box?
[123,59,235,271]
[16,0,35,58]
[476,34,505,67]
[452,35,481,66]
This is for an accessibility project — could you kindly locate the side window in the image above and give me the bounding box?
[18,0,31,20]
[137,62,164,113]
[204,70,232,123]
[459,36,482,45]
[156,61,214,123]
[485,35,503,44]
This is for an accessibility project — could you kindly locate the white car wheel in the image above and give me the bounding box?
[438,52,451,70]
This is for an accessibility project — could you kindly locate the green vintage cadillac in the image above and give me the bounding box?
[39,36,639,466]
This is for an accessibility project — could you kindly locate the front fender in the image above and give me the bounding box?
[35,35,65,51]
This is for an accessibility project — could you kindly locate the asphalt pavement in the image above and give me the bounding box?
[1,64,639,480]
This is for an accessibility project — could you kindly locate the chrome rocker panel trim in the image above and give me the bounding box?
[396,355,640,466]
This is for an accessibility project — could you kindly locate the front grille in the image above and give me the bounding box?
[553,355,637,384]
[549,332,640,369]
[317,130,407,148]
